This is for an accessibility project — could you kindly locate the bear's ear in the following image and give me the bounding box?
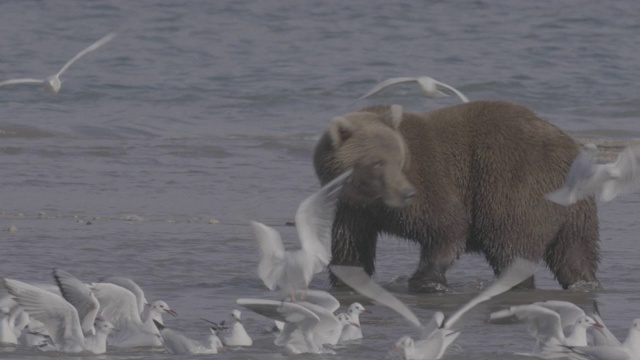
[383,104,403,129]
[329,116,353,147]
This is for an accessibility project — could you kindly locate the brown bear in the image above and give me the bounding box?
[313,100,600,292]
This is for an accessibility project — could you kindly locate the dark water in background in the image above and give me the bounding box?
[1,1,639,358]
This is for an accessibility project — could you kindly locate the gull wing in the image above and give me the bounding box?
[296,168,352,273]
[250,221,286,291]
[90,282,142,331]
[533,300,585,334]
[3,278,83,348]
[444,258,536,329]
[591,301,622,347]
[545,150,597,205]
[565,345,631,360]
[294,290,340,313]
[296,300,341,344]
[99,276,147,315]
[0,78,44,87]
[599,145,640,201]
[330,265,421,329]
[508,304,565,344]
[431,79,469,103]
[414,329,461,360]
[356,77,421,101]
[156,325,202,355]
[53,269,99,336]
[55,32,116,77]
[236,298,320,325]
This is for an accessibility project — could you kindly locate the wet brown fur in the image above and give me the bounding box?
[313,100,600,291]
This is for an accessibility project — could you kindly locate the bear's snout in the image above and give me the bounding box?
[383,183,416,208]
[400,187,416,203]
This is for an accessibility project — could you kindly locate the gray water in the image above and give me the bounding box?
[1,1,639,359]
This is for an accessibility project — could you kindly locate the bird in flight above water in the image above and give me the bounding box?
[0,32,116,94]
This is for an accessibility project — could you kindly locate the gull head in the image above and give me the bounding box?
[348,302,369,317]
[576,315,603,329]
[392,335,414,350]
[44,75,61,94]
[0,306,10,316]
[231,309,243,323]
[95,318,115,334]
[149,300,177,317]
[337,313,359,328]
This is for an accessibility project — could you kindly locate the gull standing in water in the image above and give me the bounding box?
[91,282,176,348]
[337,303,369,342]
[222,309,253,347]
[0,32,116,94]
[490,303,603,357]
[331,258,536,360]
[545,145,640,205]
[558,319,640,360]
[251,169,352,300]
[3,278,114,354]
[490,300,618,347]
[355,76,469,103]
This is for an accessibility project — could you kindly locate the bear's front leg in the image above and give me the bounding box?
[409,235,465,293]
[328,205,379,287]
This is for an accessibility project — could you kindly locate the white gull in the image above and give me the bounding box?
[0,32,116,94]
[331,258,536,360]
[251,168,352,300]
[3,278,114,354]
[356,76,469,103]
[545,145,640,205]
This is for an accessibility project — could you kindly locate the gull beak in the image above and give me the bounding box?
[165,309,178,317]
[593,322,604,329]
[363,309,372,314]
[350,321,360,328]
[145,302,151,307]
[391,343,398,350]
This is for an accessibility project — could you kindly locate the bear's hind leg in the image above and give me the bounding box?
[545,201,600,290]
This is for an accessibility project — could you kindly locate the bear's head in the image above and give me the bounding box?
[327,104,416,208]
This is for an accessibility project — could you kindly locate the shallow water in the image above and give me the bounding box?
[1,0,639,359]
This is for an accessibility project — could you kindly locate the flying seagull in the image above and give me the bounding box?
[0,31,116,94]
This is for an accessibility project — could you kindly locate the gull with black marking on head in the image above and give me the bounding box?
[222,309,252,347]
[337,302,369,342]
[356,76,469,103]
[555,318,640,360]
[490,302,604,357]
[250,168,352,301]
[90,282,177,348]
[0,32,116,94]
[331,258,536,360]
